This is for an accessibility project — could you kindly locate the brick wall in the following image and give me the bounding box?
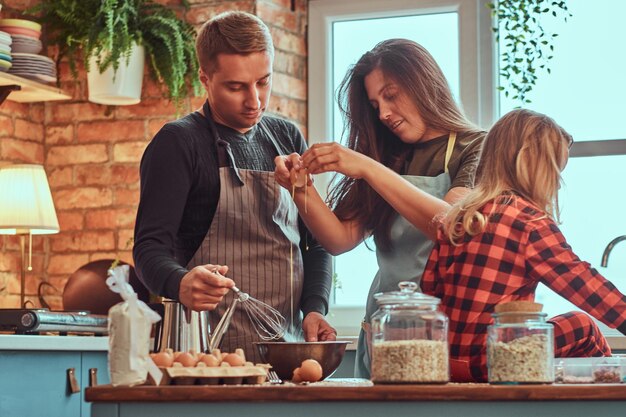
[0,0,309,309]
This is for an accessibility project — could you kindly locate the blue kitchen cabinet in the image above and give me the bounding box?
[0,348,108,417]
[81,352,110,417]
[0,351,81,417]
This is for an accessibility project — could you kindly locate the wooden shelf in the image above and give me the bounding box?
[0,71,71,103]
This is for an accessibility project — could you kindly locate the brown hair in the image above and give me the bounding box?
[442,108,573,245]
[329,38,481,251]
[195,11,274,75]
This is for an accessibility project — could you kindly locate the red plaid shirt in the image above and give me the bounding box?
[421,194,626,381]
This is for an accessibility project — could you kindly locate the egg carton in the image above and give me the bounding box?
[148,364,272,386]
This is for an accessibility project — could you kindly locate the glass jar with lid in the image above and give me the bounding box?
[370,281,449,383]
[487,301,554,384]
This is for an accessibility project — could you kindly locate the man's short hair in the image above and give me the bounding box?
[196,11,275,75]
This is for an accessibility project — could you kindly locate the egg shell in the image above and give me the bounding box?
[298,359,323,382]
[174,351,198,367]
[292,367,302,383]
[290,168,307,188]
[223,353,245,366]
[150,351,174,368]
[199,353,221,367]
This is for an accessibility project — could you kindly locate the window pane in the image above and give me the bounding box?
[499,0,626,141]
[332,13,460,306]
[535,155,626,336]
[333,13,459,141]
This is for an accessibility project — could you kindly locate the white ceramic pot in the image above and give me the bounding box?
[87,43,145,105]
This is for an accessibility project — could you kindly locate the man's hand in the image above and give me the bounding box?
[274,153,312,190]
[302,312,337,342]
[179,264,235,311]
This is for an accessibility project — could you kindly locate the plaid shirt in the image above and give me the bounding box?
[421,194,626,381]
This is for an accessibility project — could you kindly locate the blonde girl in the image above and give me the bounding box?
[422,109,626,382]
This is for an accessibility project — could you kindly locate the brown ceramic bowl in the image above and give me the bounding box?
[254,341,351,381]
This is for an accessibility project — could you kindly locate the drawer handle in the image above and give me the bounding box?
[89,368,98,387]
[67,368,80,394]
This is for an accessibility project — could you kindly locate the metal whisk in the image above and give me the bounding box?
[209,285,287,352]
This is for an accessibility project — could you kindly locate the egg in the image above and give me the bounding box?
[291,367,302,383]
[150,351,174,368]
[198,353,221,367]
[298,359,323,382]
[290,168,307,188]
[222,353,245,366]
[174,351,198,367]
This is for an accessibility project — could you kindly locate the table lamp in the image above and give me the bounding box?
[0,164,59,308]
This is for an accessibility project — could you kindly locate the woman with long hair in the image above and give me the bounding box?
[275,39,485,377]
[422,108,626,382]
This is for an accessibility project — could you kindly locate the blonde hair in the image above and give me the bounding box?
[195,11,274,75]
[443,109,573,245]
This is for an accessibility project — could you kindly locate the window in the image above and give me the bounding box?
[308,0,492,334]
[497,0,626,336]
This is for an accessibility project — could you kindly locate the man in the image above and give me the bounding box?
[133,11,336,360]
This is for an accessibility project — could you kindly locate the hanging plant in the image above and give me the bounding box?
[487,0,572,103]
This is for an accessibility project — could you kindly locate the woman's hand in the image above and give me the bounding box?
[302,142,370,179]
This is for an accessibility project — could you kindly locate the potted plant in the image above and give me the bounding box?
[31,0,201,107]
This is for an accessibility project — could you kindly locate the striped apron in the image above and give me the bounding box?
[187,103,304,362]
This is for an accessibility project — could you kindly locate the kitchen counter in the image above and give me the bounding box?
[87,381,626,417]
[0,334,109,351]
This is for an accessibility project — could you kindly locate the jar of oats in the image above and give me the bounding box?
[370,281,449,384]
[487,301,554,384]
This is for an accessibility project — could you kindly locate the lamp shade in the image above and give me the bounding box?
[0,164,59,235]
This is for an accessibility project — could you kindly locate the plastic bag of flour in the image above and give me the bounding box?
[107,265,162,386]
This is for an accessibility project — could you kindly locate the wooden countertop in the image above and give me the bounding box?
[86,381,626,403]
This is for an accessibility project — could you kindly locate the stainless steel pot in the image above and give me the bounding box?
[153,299,211,353]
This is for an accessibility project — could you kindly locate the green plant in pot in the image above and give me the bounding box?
[32,0,201,108]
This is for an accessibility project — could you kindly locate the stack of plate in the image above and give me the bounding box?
[0,19,41,39]
[0,19,56,83]
[0,30,11,73]
[8,53,56,83]
[11,34,42,54]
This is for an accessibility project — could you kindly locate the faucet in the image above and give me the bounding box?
[601,235,626,267]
